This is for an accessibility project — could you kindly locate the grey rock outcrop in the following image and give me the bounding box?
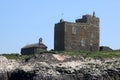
[0,53,120,80]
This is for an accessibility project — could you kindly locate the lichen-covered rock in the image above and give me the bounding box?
[0,54,120,80]
[0,56,20,72]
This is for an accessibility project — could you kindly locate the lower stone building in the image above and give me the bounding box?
[100,46,113,51]
[21,38,47,55]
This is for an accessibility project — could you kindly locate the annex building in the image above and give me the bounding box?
[21,38,47,55]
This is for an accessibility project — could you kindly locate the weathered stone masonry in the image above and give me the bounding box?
[54,12,100,51]
[21,38,47,55]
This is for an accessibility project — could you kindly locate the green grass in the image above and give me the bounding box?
[62,50,120,58]
[87,51,120,58]
[1,50,120,60]
[2,53,34,61]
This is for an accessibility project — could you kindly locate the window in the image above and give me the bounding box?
[91,33,95,39]
[81,38,86,47]
[72,27,77,34]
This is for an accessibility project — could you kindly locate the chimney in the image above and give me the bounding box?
[60,19,64,23]
[39,38,42,45]
[93,11,95,17]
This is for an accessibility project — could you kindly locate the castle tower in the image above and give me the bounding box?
[54,13,100,51]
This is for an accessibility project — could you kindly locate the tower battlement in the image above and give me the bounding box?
[76,12,99,26]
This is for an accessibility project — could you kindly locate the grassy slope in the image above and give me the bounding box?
[1,50,120,60]
[62,50,120,58]
[1,54,34,61]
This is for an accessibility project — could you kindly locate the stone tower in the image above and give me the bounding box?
[54,12,100,51]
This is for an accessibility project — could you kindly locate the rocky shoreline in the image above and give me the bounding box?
[0,53,120,80]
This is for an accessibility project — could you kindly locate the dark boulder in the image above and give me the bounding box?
[0,72,8,80]
[9,69,35,80]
